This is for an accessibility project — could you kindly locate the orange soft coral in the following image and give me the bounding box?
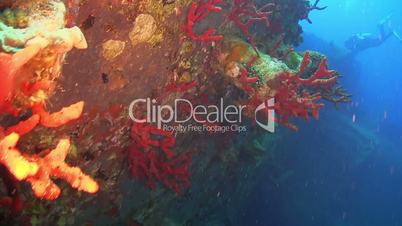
[0,133,39,180]
[26,138,99,200]
[0,133,99,200]
[0,53,17,114]
[0,100,97,200]
[33,101,85,128]
[5,114,40,136]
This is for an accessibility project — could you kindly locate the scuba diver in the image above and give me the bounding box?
[345,14,402,54]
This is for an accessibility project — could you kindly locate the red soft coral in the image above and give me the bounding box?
[239,67,259,93]
[268,52,337,131]
[131,123,176,158]
[128,142,191,193]
[226,0,274,53]
[184,0,224,42]
[128,123,192,193]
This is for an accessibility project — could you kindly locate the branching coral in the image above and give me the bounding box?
[128,142,192,193]
[32,101,84,128]
[301,0,327,24]
[4,114,40,136]
[128,123,192,193]
[131,123,177,158]
[0,133,99,200]
[226,0,273,54]
[0,0,98,205]
[218,39,341,131]
[0,133,39,181]
[25,138,98,200]
[257,0,313,45]
[184,0,224,42]
[267,52,337,131]
[0,101,98,199]
[322,86,352,107]
[184,0,274,51]
[239,66,259,93]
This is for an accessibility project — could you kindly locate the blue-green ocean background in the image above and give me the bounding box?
[239,0,402,225]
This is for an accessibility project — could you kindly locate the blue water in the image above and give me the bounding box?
[239,0,402,225]
[302,0,402,139]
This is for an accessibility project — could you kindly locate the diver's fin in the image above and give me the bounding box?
[379,13,393,26]
[392,30,402,43]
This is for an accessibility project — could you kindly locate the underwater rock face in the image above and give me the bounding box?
[0,0,350,225]
[129,14,157,46]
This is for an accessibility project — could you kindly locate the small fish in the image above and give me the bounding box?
[80,14,96,30]
[102,73,109,84]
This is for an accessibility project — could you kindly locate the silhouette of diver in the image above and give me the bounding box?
[345,14,402,53]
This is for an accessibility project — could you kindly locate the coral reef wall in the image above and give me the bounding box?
[0,0,348,225]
